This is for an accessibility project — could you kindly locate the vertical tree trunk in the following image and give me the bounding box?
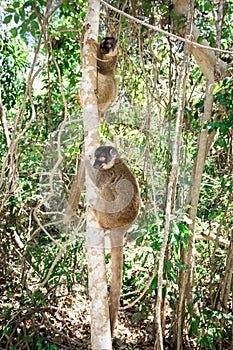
[173,1,227,348]
[82,1,112,348]
[154,3,191,349]
[218,228,233,311]
[0,89,10,147]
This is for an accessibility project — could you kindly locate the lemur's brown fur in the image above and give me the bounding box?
[93,146,140,333]
[95,37,118,115]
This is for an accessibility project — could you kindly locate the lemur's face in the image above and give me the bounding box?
[93,146,119,170]
[100,37,118,57]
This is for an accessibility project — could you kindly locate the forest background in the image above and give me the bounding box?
[0,0,232,349]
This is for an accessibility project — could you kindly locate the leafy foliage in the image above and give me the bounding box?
[0,0,232,349]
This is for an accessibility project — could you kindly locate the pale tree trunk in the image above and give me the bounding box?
[82,1,112,348]
[218,227,233,310]
[173,0,226,80]
[0,88,10,147]
[173,1,227,348]
[0,84,25,250]
[154,4,192,349]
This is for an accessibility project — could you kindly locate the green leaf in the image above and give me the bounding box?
[165,260,172,271]
[36,342,43,350]
[19,8,26,20]
[10,27,18,37]
[31,20,39,31]
[158,32,163,40]
[3,14,13,24]
[23,0,33,7]
[50,345,57,350]
[175,262,186,271]
[20,21,29,35]
[29,12,37,20]
[204,2,211,11]
[13,1,20,7]
[14,13,19,24]
[151,276,158,290]
[178,222,189,233]
[136,235,143,245]
[6,7,15,13]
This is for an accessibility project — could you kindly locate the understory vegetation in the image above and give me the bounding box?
[0,0,232,349]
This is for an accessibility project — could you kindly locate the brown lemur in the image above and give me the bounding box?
[80,34,118,116]
[65,37,118,221]
[92,146,140,229]
[92,146,140,334]
[96,37,118,115]
[64,145,140,333]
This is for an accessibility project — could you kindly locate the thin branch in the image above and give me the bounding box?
[100,0,233,55]
[120,269,157,310]
[0,30,43,190]
[0,88,10,147]
[195,232,229,248]
[154,1,193,348]
[46,0,63,19]
[214,0,225,81]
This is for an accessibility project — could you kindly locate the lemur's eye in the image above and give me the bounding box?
[99,157,106,162]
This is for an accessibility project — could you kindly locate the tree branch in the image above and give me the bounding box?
[100,0,233,55]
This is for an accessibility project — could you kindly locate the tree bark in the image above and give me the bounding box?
[0,88,10,147]
[173,0,227,80]
[154,5,192,348]
[82,1,112,348]
[173,1,227,348]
